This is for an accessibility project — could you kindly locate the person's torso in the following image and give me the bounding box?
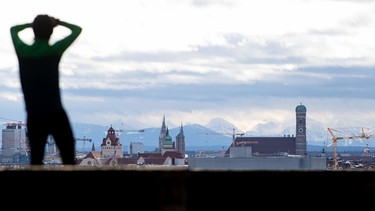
[17,41,63,115]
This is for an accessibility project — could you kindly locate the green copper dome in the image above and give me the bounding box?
[163,128,173,145]
[295,103,307,112]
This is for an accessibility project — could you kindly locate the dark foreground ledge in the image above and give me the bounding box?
[2,166,375,210]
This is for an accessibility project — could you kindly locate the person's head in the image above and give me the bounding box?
[32,14,54,40]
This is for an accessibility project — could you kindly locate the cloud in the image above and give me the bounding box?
[1,0,375,132]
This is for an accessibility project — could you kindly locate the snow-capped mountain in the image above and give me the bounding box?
[71,116,375,153]
[205,117,243,135]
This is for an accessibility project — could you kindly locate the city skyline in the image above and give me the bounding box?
[1,0,375,132]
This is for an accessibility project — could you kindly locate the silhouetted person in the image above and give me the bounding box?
[10,14,82,165]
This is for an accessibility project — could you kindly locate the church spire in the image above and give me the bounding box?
[91,142,96,151]
[158,114,167,153]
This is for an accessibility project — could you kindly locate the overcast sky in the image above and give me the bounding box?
[1,0,375,133]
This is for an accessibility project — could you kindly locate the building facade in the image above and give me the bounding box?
[100,126,122,159]
[1,122,29,164]
[128,141,144,155]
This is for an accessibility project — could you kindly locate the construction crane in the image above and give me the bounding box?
[327,127,374,170]
[115,129,145,134]
[230,128,245,146]
[75,136,92,153]
[113,128,145,146]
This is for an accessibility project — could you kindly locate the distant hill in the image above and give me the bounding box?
[71,120,374,154]
[2,116,373,154]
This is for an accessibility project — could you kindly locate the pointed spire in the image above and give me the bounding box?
[162,114,166,128]
[177,122,184,138]
[91,142,96,151]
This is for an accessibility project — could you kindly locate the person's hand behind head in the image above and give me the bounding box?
[50,16,60,27]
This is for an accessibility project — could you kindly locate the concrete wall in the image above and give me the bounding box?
[229,146,252,158]
[188,156,327,170]
[1,167,373,210]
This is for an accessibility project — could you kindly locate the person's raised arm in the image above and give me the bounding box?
[53,19,82,54]
[10,23,32,53]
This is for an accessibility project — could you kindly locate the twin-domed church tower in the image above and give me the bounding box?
[295,103,307,156]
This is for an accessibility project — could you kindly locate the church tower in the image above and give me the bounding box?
[295,103,307,156]
[100,126,122,159]
[161,127,174,155]
[158,115,167,153]
[175,123,185,156]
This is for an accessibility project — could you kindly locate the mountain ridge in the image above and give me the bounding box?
[71,117,375,153]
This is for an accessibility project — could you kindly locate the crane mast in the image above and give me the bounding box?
[327,127,373,170]
[75,136,92,153]
[230,128,245,146]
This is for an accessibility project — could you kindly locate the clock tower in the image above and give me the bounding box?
[295,103,307,156]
